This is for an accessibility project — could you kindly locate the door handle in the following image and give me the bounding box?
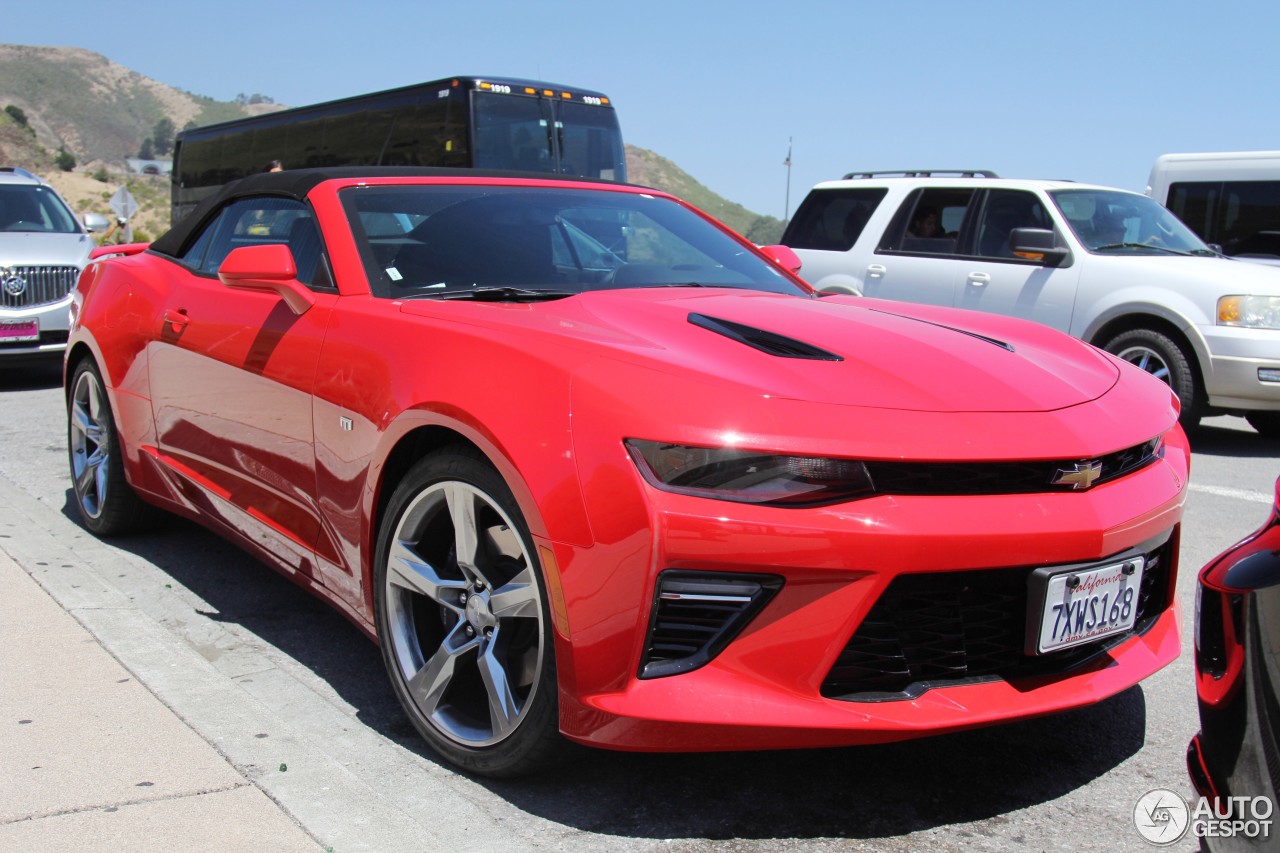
[866,264,887,279]
[163,308,189,334]
[967,272,991,287]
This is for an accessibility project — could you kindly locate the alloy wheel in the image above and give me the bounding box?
[69,368,110,520]
[383,480,545,747]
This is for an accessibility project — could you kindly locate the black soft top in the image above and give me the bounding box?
[151,167,628,258]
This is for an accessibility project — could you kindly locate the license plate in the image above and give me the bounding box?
[0,320,38,342]
[1028,556,1145,654]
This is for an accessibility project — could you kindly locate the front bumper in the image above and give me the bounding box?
[551,434,1189,751]
[1201,325,1280,411]
[0,296,72,359]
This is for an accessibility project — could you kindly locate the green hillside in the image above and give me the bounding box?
[0,44,277,166]
[625,146,784,242]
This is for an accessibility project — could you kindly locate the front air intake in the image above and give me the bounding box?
[639,570,783,679]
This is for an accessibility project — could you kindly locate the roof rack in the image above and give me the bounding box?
[840,169,999,179]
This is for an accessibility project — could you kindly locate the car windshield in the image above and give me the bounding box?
[0,184,81,234]
[343,185,808,299]
[1049,188,1216,255]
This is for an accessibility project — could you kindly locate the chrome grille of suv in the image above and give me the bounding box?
[0,266,80,309]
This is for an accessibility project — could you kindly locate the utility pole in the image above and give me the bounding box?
[783,137,793,222]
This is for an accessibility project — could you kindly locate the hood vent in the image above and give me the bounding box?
[867,307,1014,352]
[688,313,844,361]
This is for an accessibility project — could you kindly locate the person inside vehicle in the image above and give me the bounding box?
[908,206,942,238]
[1093,208,1130,247]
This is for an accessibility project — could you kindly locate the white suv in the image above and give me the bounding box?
[0,167,97,362]
[782,170,1280,436]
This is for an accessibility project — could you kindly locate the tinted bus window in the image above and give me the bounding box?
[557,100,626,181]
[472,91,553,172]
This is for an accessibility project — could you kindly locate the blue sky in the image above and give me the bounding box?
[7,1,1280,218]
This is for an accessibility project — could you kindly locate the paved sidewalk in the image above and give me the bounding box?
[0,551,322,853]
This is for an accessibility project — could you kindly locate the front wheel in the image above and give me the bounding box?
[67,359,155,536]
[373,449,564,777]
[1103,328,1202,429]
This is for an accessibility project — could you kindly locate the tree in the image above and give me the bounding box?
[151,117,176,156]
[4,104,27,126]
[744,215,786,245]
[138,137,154,160]
[55,148,76,172]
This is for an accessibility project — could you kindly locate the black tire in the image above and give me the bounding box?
[373,448,565,777]
[1245,411,1280,439]
[67,358,156,536]
[1103,328,1203,429]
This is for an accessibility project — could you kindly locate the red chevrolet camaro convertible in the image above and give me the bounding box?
[66,168,1187,776]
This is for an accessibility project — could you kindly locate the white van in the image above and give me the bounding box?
[1146,151,1280,265]
[782,171,1280,436]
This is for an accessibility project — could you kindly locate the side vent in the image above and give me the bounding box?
[639,570,784,679]
[688,313,844,361]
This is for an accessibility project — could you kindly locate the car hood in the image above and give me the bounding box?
[0,231,94,267]
[408,289,1121,414]
[1088,251,1280,295]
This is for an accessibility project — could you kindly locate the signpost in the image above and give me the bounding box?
[108,186,139,243]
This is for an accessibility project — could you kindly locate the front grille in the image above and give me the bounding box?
[864,438,1162,495]
[0,266,79,309]
[639,570,783,679]
[821,531,1176,701]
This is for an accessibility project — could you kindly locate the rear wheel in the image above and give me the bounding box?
[373,449,564,777]
[67,359,155,536]
[1103,328,1202,429]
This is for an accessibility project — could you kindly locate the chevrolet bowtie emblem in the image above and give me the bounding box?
[1052,461,1103,490]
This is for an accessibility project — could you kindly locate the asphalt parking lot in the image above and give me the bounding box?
[1,359,1274,852]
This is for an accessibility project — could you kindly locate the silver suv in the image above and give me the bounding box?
[0,167,97,362]
[783,170,1280,436]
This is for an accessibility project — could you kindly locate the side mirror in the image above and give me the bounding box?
[218,243,315,315]
[758,244,803,275]
[83,212,110,234]
[1010,228,1070,266]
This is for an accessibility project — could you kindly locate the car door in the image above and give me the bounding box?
[147,196,336,576]
[952,189,1081,331]
[862,187,977,307]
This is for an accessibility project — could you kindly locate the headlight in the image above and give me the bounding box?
[625,439,875,506]
[1218,295,1280,329]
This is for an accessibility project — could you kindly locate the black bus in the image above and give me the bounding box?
[171,76,627,223]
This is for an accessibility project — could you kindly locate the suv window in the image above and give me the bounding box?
[782,188,887,251]
[879,189,974,255]
[974,190,1053,259]
[178,197,330,288]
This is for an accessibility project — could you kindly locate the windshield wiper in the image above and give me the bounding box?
[1094,242,1193,256]
[440,286,577,302]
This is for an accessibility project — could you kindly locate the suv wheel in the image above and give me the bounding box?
[1103,328,1201,428]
